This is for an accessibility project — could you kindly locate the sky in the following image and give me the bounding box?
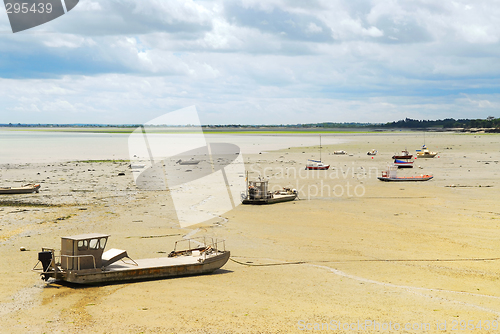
[0,0,499,125]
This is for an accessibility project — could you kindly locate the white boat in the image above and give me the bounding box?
[333,150,347,155]
[305,159,330,170]
[33,233,229,284]
[367,149,378,155]
[306,135,330,170]
[416,145,437,158]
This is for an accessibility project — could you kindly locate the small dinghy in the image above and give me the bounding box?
[0,184,40,194]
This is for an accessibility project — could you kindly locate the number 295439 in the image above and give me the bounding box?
[5,2,53,14]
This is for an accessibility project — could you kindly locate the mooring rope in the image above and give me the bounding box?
[230,256,500,267]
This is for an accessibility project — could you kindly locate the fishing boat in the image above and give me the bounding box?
[242,173,297,204]
[392,149,412,160]
[32,233,229,284]
[366,149,378,156]
[378,165,432,182]
[333,150,347,155]
[393,159,414,168]
[0,183,40,194]
[306,135,330,170]
[416,145,437,158]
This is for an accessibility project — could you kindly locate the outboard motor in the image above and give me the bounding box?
[38,251,53,281]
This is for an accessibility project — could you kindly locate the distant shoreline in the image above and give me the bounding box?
[0,126,498,134]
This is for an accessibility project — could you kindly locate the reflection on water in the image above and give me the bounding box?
[0,130,346,164]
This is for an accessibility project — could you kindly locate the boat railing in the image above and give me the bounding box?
[60,254,97,271]
[172,237,226,255]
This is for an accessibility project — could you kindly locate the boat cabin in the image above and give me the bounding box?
[381,165,398,178]
[248,180,270,200]
[61,233,109,270]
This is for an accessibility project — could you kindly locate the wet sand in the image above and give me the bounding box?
[1,132,500,333]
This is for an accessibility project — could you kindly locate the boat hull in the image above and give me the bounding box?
[242,194,297,205]
[305,166,330,170]
[48,251,230,284]
[392,155,412,159]
[378,176,433,182]
[394,159,414,168]
[0,184,40,194]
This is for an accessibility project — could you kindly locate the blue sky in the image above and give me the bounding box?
[0,0,499,125]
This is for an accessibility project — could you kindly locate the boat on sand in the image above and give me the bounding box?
[378,165,432,182]
[416,145,437,158]
[242,173,297,204]
[393,159,414,168]
[305,159,330,170]
[0,184,40,194]
[306,135,330,169]
[33,233,229,284]
[392,149,412,160]
[367,149,378,155]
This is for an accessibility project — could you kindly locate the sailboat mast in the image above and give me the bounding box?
[319,134,322,161]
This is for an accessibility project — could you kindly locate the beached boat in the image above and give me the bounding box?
[392,149,412,160]
[393,159,414,168]
[305,159,330,170]
[333,150,347,155]
[242,174,297,204]
[416,145,437,158]
[306,135,330,170]
[0,183,40,194]
[367,149,378,156]
[177,159,200,165]
[33,233,229,284]
[378,165,432,182]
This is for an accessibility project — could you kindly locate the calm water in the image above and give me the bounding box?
[0,129,345,164]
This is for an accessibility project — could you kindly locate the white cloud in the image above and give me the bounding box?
[1,0,500,124]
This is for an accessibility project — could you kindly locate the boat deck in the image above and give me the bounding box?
[378,176,433,182]
[105,255,203,271]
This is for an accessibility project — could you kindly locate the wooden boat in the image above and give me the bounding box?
[378,165,432,182]
[393,159,414,168]
[416,145,437,158]
[0,183,40,194]
[392,149,412,160]
[33,233,229,284]
[366,149,378,156]
[242,173,297,204]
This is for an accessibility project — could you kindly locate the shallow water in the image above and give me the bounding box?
[0,130,345,164]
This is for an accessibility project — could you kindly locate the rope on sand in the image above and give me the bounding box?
[230,256,500,267]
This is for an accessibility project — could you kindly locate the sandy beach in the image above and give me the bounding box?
[1,131,500,333]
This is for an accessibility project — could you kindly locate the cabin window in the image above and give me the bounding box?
[77,240,88,251]
[99,238,107,249]
[89,238,99,250]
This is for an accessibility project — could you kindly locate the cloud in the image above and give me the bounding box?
[0,0,500,124]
